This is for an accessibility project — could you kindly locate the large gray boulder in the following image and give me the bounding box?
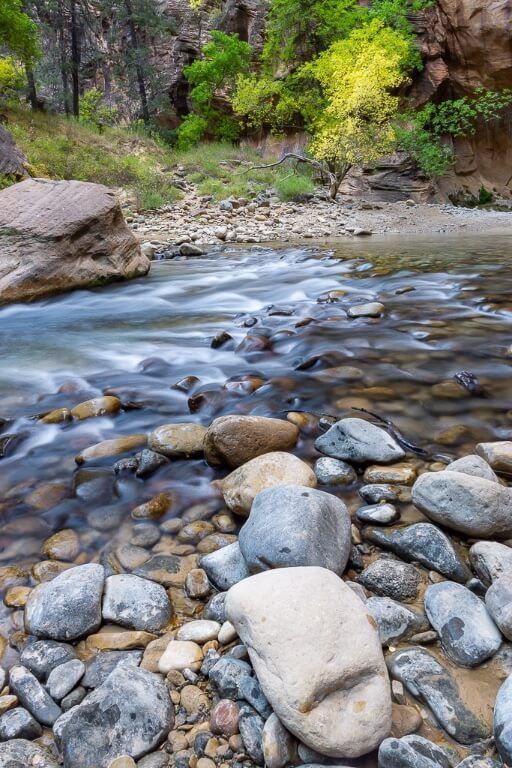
[239,485,351,575]
[59,665,173,767]
[0,179,149,304]
[226,567,392,759]
[315,418,405,464]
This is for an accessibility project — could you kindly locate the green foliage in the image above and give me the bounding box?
[177,31,251,148]
[0,56,26,96]
[0,0,39,63]
[370,0,433,36]
[274,172,315,200]
[478,186,493,205]
[0,173,16,190]
[79,88,117,129]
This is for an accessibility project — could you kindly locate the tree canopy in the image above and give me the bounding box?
[0,0,39,63]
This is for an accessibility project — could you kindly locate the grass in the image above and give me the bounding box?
[2,104,318,209]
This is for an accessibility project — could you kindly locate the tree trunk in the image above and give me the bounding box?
[57,0,71,116]
[25,67,42,111]
[70,0,81,117]
[124,0,150,123]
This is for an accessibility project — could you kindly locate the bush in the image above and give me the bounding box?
[274,173,315,200]
[79,88,117,129]
[0,56,26,97]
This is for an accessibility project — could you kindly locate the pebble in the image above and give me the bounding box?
[186,569,211,599]
[108,757,136,768]
[218,621,237,645]
[102,573,173,632]
[347,302,385,318]
[204,415,299,468]
[476,440,512,473]
[209,656,252,700]
[358,559,423,603]
[61,686,86,710]
[9,665,62,725]
[70,396,121,420]
[210,699,240,737]
[360,484,406,503]
[130,523,161,548]
[356,503,399,525]
[158,640,204,673]
[46,658,85,700]
[239,707,265,764]
[135,449,169,478]
[200,543,251,591]
[0,695,17,715]
[313,457,357,485]
[425,581,502,667]
[363,463,417,485]
[75,434,147,464]
[177,620,221,643]
[238,675,272,719]
[41,529,80,561]
[315,418,405,464]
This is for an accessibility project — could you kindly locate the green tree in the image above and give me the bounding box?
[0,0,39,63]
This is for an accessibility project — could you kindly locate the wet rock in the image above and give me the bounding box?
[314,457,357,485]
[239,485,351,575]
[130,523,161,548]
[239,707,265,764]
[412,470,512,538]
[357,559,422,603]
[59,665,173,768]
[446,454,498,482]
[41,529,80,562]
[115,543,149,570]
[363,463,417,485]
[424,581,501,667]
[387,647,490,743]
[469,541,512,586]
[363,523,470,582]
[180,243,204,256]
[102,574,173,632]
[360,484,406,503]
[0,707,42,740]
[40,407,72,424]
[210,699,240,736]
[204,416,299,469]
[200,543,250,591]
[357,504,399,525]
[348,302,384,318]
[131,493,173,521]
[158,640,203,673]
[378,734,450,768]
[366,597,429,645]
[71,396,122,420]
[20,638,76,680]
[476,441,512,474]
[485,571,512,640]
[135,449,169,478]
[74,467,116,503]
[315,418,405,464]
[82,650,142,688]
[494,673,512,765]
[24,563,105,641]
[218,451,317,516]
[75,434,147,464]
[9,665,61,726]
[148,423,207,458]
[0,739,59,767]
[46,658,85,700]
[226,567,391,759]
[262,713,296,768]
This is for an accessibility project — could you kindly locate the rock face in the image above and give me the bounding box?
[59,665,173,767]
[315,418,405,464]
[0,179,150,304]
[226,567,392,758]
[239,485,351,575]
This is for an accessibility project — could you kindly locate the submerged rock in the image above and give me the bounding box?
[148,423,207,458]
[315,418,405,464]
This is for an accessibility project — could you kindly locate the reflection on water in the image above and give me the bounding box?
[0,233,511,569]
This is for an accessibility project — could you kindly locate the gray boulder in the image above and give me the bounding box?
[0,707,42,740]
[24,564,105,641]
[314,457,356,485]
[60,665,173,768]
[46,659,85,701]
[239,485,351,575]
[412,470,512,538]
[0,739,59,768]
[366,597,429,646]
[102,574,173,632]
[82,650,142,689]
[424,582,501,667]
[20,639,76,681]
[378,735,450,768]
[446,455,498,483]
[315,418,405,464]
[200,543,251,591]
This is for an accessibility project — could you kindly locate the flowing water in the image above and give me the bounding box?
[0,233,512,593]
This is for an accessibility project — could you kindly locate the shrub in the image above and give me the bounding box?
[274,173,315,201]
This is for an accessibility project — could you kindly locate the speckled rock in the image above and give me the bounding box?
[204,415,299,468]
[0,707,42,740]
[20,638,76,680]
[0,739,59,767]
[41,529,80,562]
[476,441,512,473]
[46,658,85,700]
[200,543,251,591]
[102,574,173,632]
[82,650,142,688]
[315,418,405,464]
[357,504,399,525]
[9,665,61,725]
[177,620,220,643]
[357,559,422,603]
[424,582,501,667]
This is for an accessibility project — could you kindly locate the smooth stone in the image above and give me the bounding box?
[108,758,136,768]
[82,626,156,652]
[24,563,105,641]
[102,574,172,632]
[20,639,76,680]
[424,582,501,667]
[0,707,42,740]
[131,493,173,521]
[71,396,121,420]
[494,673,512,765]
[314,457,356,485]
[9,665,61,726]
[210,699,240,737]
[137,754,170,768]
[133,554,196,587]
[262,713,296,768]
[209,656,252,699]
[366,597,429,646]
[61,686,86,710]
[185,568,211,599]
[148,423,207,458]
[177,620,220,643]
[476,441,512,473]
[363,463,417,485]
[226,567,392,759]
[348,302,384,318]
[358,560,422,603]
[59,665,173,768]
[238,675,272,718]
[486,571,512,640]
[204,415,299,468]
[390,703,422,738]
[0,739,59,767]
[218,452,317,516]
[41,529,80,562]
[357,504,399,525]
[0,696,18,715]
[469,541,512,586]
[360,484,406,503]
[204,593,227,624]
[130,523,161,548]
[135,449,168,478]
[218,621,237,645]
[200,543,251,591]
[239,485,351,575]
[412,470,512,538]
[46,658,85,700]
[315,418,405,464]
[387,647,490,743]
[363,523,470,582]
[447,455,499,483]
[82,650,142,688]
[75,434,147,464]
[378,735,450,768]
[158,641,203,673]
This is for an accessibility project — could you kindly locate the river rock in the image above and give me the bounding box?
[378,735,450,768]
[76,434,147,464]
[0,707,42,740]
[0,179,149,304]
[494,672,512,765]
[177,620,220,643]
[209,656,252,699]
[456,759,502,768]
[446,454,499,482]
[360,484,407,503]
[71,396,122,420]
[315,418,405,464]
[204,415,299,468]
[366,597,429,646]
[476,441,512,473]
[262,713,297,768]
[412,470,512,538]
[424,582,501,666]
[102,574,172,632]
[0,739,59,767]
[148,423,207,458]
[218,452,317,516]
[210,699,240,736]
[59,665,173,768]
[200,543,251,590]
[348,302,385,318]
[226,567,392,758]
[20,638,76,680]
[158,640,203,673]
[485,571,512,640]
[8,665,61,726]
[358,559,422,603]
[363,523,470,582]
[469,541,512,585]
[41,529,80,562]
[24,563,105,641]
[46,658,85,700]
[314,457,357,485]
[363,463,417,485]
[357,504,399,525]
[239,485,351,575]
[82,650,142,688]
[387,648,490,743]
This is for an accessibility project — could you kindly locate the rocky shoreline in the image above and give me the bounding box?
[1,398,512,767]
